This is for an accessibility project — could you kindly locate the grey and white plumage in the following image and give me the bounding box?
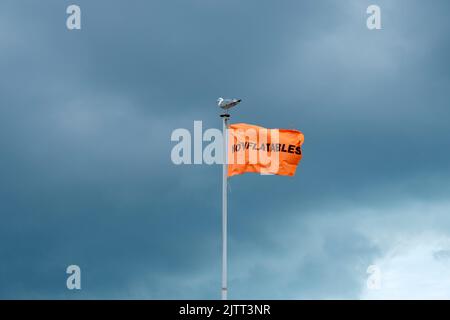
[217,97,242,110]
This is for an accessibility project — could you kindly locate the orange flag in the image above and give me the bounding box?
[227,123,304,177]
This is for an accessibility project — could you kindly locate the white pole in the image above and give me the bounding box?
[221,114,229,300]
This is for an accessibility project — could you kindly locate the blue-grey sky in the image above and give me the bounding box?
[1,0,450,299]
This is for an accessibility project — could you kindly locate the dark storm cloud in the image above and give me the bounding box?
[0,0,449,298]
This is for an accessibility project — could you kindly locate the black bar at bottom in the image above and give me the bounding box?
[0,300,443,318]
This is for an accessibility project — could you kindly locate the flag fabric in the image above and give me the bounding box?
[227,123,304,177]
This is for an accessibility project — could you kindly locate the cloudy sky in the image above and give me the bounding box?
[1,0,450,299]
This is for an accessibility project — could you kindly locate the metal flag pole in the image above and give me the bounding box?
[221,112,229,300]
[217,97,241,300]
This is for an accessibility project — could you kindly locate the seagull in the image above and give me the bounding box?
[217,97,242,111]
